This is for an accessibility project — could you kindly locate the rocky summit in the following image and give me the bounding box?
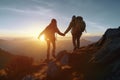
[44,27,120,80]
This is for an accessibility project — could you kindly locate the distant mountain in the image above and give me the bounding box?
[81,39,92,45]
[0,39,6,42]
[0,47,34,80]
[0,48,14,69]
[83,35,101,42]
[0,39,7,45]
[0,38,92,60]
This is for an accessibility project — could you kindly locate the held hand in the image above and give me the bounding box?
[62,33,65,36]
[64,33,66,36]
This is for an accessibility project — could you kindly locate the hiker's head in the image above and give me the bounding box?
[77,16,83,21]
[51,18,57,24]
[72,15,76,21]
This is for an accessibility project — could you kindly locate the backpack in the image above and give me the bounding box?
[80,21,86,32]
[74,19,86,34]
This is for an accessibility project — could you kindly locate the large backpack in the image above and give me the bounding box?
[73,18,86,34]
[80,21,86,32]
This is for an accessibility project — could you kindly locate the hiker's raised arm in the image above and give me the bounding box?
[64,21,73,34]
[64,15,76,35]
[38,33,41,39]
[57,29,65,36]
[38,30,44,39]
[56,27,65,36]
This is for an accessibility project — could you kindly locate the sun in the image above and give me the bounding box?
[40,35,45,41]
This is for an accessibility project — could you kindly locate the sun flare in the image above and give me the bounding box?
[40,35,45,41]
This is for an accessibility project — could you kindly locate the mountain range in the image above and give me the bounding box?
[0,38,92,61]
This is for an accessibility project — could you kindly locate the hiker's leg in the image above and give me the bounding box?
[77,33,82,49]
[77,37,80,49]
[52,40,56,58]
[72,35,77,50]
[47,40,50,60]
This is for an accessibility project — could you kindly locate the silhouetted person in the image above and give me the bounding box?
[38,19,64,61]
[64,16,86,51]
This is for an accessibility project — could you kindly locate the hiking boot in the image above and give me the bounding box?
[52,54,56,59]
[73,47,77,51]
[44,58,50,63]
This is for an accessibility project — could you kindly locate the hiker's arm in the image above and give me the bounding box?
[64,22,72,34]
[56,27,65,36]
[38,32,43,39]
[38,26,49,39]
[57,31,65,36]
[38,29,45,39]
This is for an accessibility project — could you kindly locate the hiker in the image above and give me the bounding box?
[64,16,86,51]
[38,18,65,61]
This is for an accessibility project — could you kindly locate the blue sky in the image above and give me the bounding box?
[0,0,120,38]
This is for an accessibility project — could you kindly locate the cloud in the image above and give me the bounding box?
[31,0,55,8]
[0,6,53,16]
[87,21,107,30]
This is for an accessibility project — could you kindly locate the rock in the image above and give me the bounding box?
[56,50,70,66]
[22,75,34,80]
[47,60,61,79]
[92,38,120,64]
[46,50,72,80]
[91,27,120,64]
[88,27,120,80]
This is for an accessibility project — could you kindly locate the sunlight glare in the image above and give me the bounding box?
[40,35,45,42]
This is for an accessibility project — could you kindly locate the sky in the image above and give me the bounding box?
[0,0,120,38]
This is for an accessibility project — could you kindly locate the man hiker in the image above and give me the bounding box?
[64,15,86,51]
